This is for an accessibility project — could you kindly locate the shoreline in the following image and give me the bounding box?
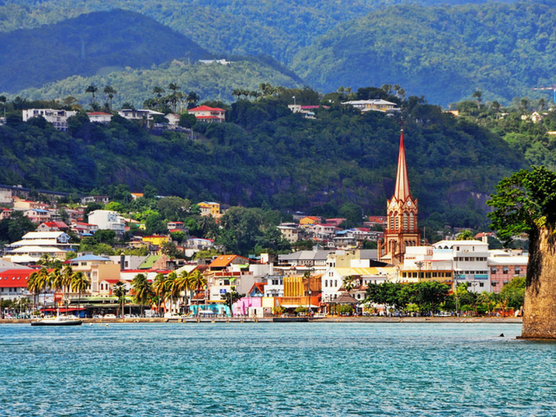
[0,316,523,324]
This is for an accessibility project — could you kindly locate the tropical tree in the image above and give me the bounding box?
[188,270,207,311]
[342,275,357,296]
[103,85,117,110]
[186,91,200,109]
[164,272,180,315]
[472,90,483,109]
[31,267,52,308]
[152,273,167,317]
[131,273,151,317]
[176,270,191,312]
[70,272,89,310]
[487,166,556,338]
[221,285,244,317]
[28,269,44,309]
[85,85,98,104]
[113,281,128,317]
[37,254,63,269]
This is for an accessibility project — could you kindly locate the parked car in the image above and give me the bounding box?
[104,314,116,319]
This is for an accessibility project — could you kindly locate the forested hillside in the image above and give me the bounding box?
[16,56,301,108]
[0,9,211,93]
[0,0,520,63]
[291,2,556,106]
[0,90,527,228]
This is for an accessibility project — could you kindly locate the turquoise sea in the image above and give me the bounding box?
[0,322,554,416]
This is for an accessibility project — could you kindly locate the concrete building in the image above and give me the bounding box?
[22,109,77,130]
[88,210,125,235]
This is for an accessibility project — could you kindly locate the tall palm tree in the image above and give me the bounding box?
[152,273,167,317]
[188,270,207,311]
[132,273,151,317]
[113,281,127,317]
[85,85,98,104]
[71,272,89,312]
[176,270,191,313]
[28,270,43,309]
[165,272,179,315]
[103,85,117,110]
[33,267,51,309]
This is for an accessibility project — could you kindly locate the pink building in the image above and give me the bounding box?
[488,251,528,293]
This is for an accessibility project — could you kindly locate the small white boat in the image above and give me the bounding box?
[31,315,82,326]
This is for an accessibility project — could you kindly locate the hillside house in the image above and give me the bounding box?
[188,105,226,123]
[22,109,77,130]
[87,112,112,124]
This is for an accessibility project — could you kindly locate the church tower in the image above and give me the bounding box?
[378,125,420,263]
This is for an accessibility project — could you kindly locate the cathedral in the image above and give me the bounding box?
[378,126,420,263]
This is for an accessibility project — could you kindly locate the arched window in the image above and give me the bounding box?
[403,213,408,231]
[409,213,415,231]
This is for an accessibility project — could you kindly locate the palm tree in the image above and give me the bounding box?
[0,95,6,118]
[28,270,43,310]
[132,273,151,317]
[186,91,200,109]
[152,273,167,317]
[188,270,207,311]
[32,267,51,309]
[176,270,191,313]
[472,90,483,109]
[165,272,180,316]
[85,85,98,104]
[103,85,117,110]
[113,281,128,317]
[70,272,89,311]
[342,275,357,296]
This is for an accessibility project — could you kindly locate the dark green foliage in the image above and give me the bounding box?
[0,90,526,228]
[487,166,556,244]
[291,2,556,106]
[365,281,450,314]
[0,9,211,93]
[0,212,37,244]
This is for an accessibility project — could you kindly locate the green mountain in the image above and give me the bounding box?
[0,92,527,228]
[0,0,520,64]
[0,9,211,93]
[291,2,556,106]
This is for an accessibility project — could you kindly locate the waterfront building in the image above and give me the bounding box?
[378,127,420,263]
[198,201,221,217]
[69,254,120,295]
[488,250,528,292]
[0,269,34,301]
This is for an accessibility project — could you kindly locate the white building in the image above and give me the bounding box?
[88,210,125,235]
[87,112,112,124]
[431,240,491,292]
[342,99,400,113]
[22,109,77,130]
[3,231,74,264]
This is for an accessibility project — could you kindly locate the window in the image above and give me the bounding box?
[515,268,521,274]
[479,283,484,287]
[325,280,328,287]
[335,280,338,287]
[503,268,509,274]
[491,268,497,274]
[492,282,497,286]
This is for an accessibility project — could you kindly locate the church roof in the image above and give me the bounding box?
[394,127,410,201]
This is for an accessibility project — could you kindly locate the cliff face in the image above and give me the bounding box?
[521,227,556,339]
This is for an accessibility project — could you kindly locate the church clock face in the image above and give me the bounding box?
[407,201,412,207]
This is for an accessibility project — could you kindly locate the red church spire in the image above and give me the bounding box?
[394,124,410,201]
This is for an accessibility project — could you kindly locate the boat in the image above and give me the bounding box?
[31,315,82,326]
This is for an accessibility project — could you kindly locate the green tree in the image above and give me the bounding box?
[103,85,117,110]
[85,85,99,104]
[131,273,151,317]
[70,271,89,310]
[113,281,128,317]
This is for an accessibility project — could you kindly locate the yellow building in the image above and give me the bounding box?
[142,235,170,246]
[299,216,321,226]
[198,201,221,217]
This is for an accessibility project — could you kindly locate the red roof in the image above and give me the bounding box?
[0,269,35,288]
[189,105,226,112]
[87,112,112,116]
[248,282,266,295]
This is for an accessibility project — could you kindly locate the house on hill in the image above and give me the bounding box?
[188,105,226,123]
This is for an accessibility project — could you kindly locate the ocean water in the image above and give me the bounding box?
[0,322,554,417]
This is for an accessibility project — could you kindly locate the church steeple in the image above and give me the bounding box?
[394,126,410,201]
[378,124,420,263]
